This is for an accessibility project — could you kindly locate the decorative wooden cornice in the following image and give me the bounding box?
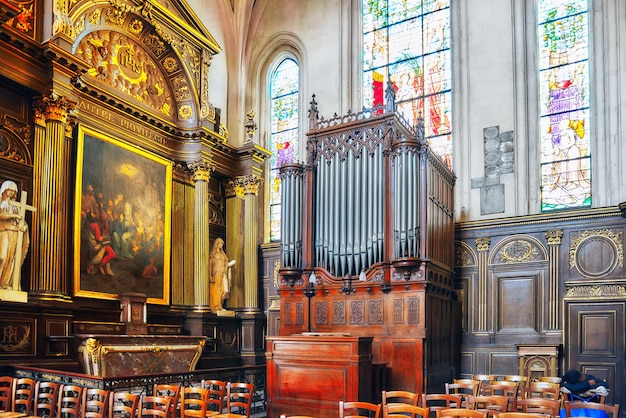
[0,0,20,25]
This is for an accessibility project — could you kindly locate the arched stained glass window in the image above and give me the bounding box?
[362,0,452,168]
[538,0,591,211]
[269,58,299,242]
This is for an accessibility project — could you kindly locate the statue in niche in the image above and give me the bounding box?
[0,180,31,291]
[209,238,236,312]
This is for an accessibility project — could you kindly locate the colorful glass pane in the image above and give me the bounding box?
[362,0,452,169]
[538,0,590,211]
[269,58,299,241]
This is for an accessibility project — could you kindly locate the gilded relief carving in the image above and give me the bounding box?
[0,324,30,352]
[76,30,173,117]
[569,229,623,278]
[494,239,544,264]
[0,130,28,164]
[455,241,476,267]
[565,284,626,298]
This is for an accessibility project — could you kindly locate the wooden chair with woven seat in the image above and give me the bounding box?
[564,401,619,418]
[139,396,172,418]
[515,398,560,417]
[152,385,180,418]
[436,408,487,418]
[57,385,84,418]
[383,404,429,418]
[446,383,480,408]
[201,380,226,416]
[82,388,110,418]
[12,378,36,416]
[31,381,60,418]
[0,376,14,412]
[220,382,254,418]
[382,390,420,407]
[340,400,381,418]
[467,396,509,418]
[421,394,463,414]
[109,391,140,418]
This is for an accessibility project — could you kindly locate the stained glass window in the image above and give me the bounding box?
[538,0,591,211]
[362,0,452,168]
[269,58,299,241]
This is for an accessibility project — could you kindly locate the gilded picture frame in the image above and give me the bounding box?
[74,126,171,304]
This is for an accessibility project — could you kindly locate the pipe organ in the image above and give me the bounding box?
[276,93,458,395]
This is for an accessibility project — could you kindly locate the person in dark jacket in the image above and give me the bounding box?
[561,369,609,396]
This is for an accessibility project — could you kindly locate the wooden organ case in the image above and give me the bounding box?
[270,95,457,412]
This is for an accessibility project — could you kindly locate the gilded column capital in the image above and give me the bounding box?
[33,94,76,125]
[187,159,214,182]
[545,229,564,246]
[239,174,263,196]
[475,237,491,252]
[225,180,244,199]
[173,162,194,185]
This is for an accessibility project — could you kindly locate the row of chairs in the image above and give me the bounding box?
[0,376,255,418]
[336,389,619,418]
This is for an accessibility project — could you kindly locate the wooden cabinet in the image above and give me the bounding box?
[266,335,373,418]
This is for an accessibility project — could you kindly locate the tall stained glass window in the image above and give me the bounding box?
[269,58,299,241]
[538,0,591,211]
[363,0,452,168]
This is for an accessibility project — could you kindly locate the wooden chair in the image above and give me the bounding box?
[564,401,619,418]
[340,400,381,418]
[82,388,110,418]
[467,396,509,418]
[223,382,254,418]
[180,387,208,418]
[108,391,139,418]
[446,383,480,408]
[139,396,172,418]
[383,404,429,418]
[201,380,226,416]
[0,376,14,412]
[12,378,36,416]
[537,378,561,385]
[436,408,487,418]
[57,385,84,418]
[382,390,420,407]
[482,383,519,411]
[515,398,560,417]
[152,384,180,418]
[32,381,60,417]
[494,414,547,418]
[521,386,559,401]
[502,377,528,391]
[421,394,463,413]
[472,376,497,395]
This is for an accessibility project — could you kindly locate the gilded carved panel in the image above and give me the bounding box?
[569,229,623,278]
[490,236,547,265]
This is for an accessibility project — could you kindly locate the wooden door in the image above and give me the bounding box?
[566,301,624,408]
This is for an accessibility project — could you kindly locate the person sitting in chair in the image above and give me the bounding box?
[560,369,609,399]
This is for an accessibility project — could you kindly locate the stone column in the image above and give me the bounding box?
[30,94,75,301]
[188,159,213,309]
[475,236,491,336]
[545,229,563,331]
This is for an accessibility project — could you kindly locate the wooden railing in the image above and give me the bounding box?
[1,364,267,414]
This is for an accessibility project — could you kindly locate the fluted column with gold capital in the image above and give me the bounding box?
[30,95,75,301]
[475,236,491,335]
[241,174,262,311]
[188,159,214,308]
[545,230,563,331]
